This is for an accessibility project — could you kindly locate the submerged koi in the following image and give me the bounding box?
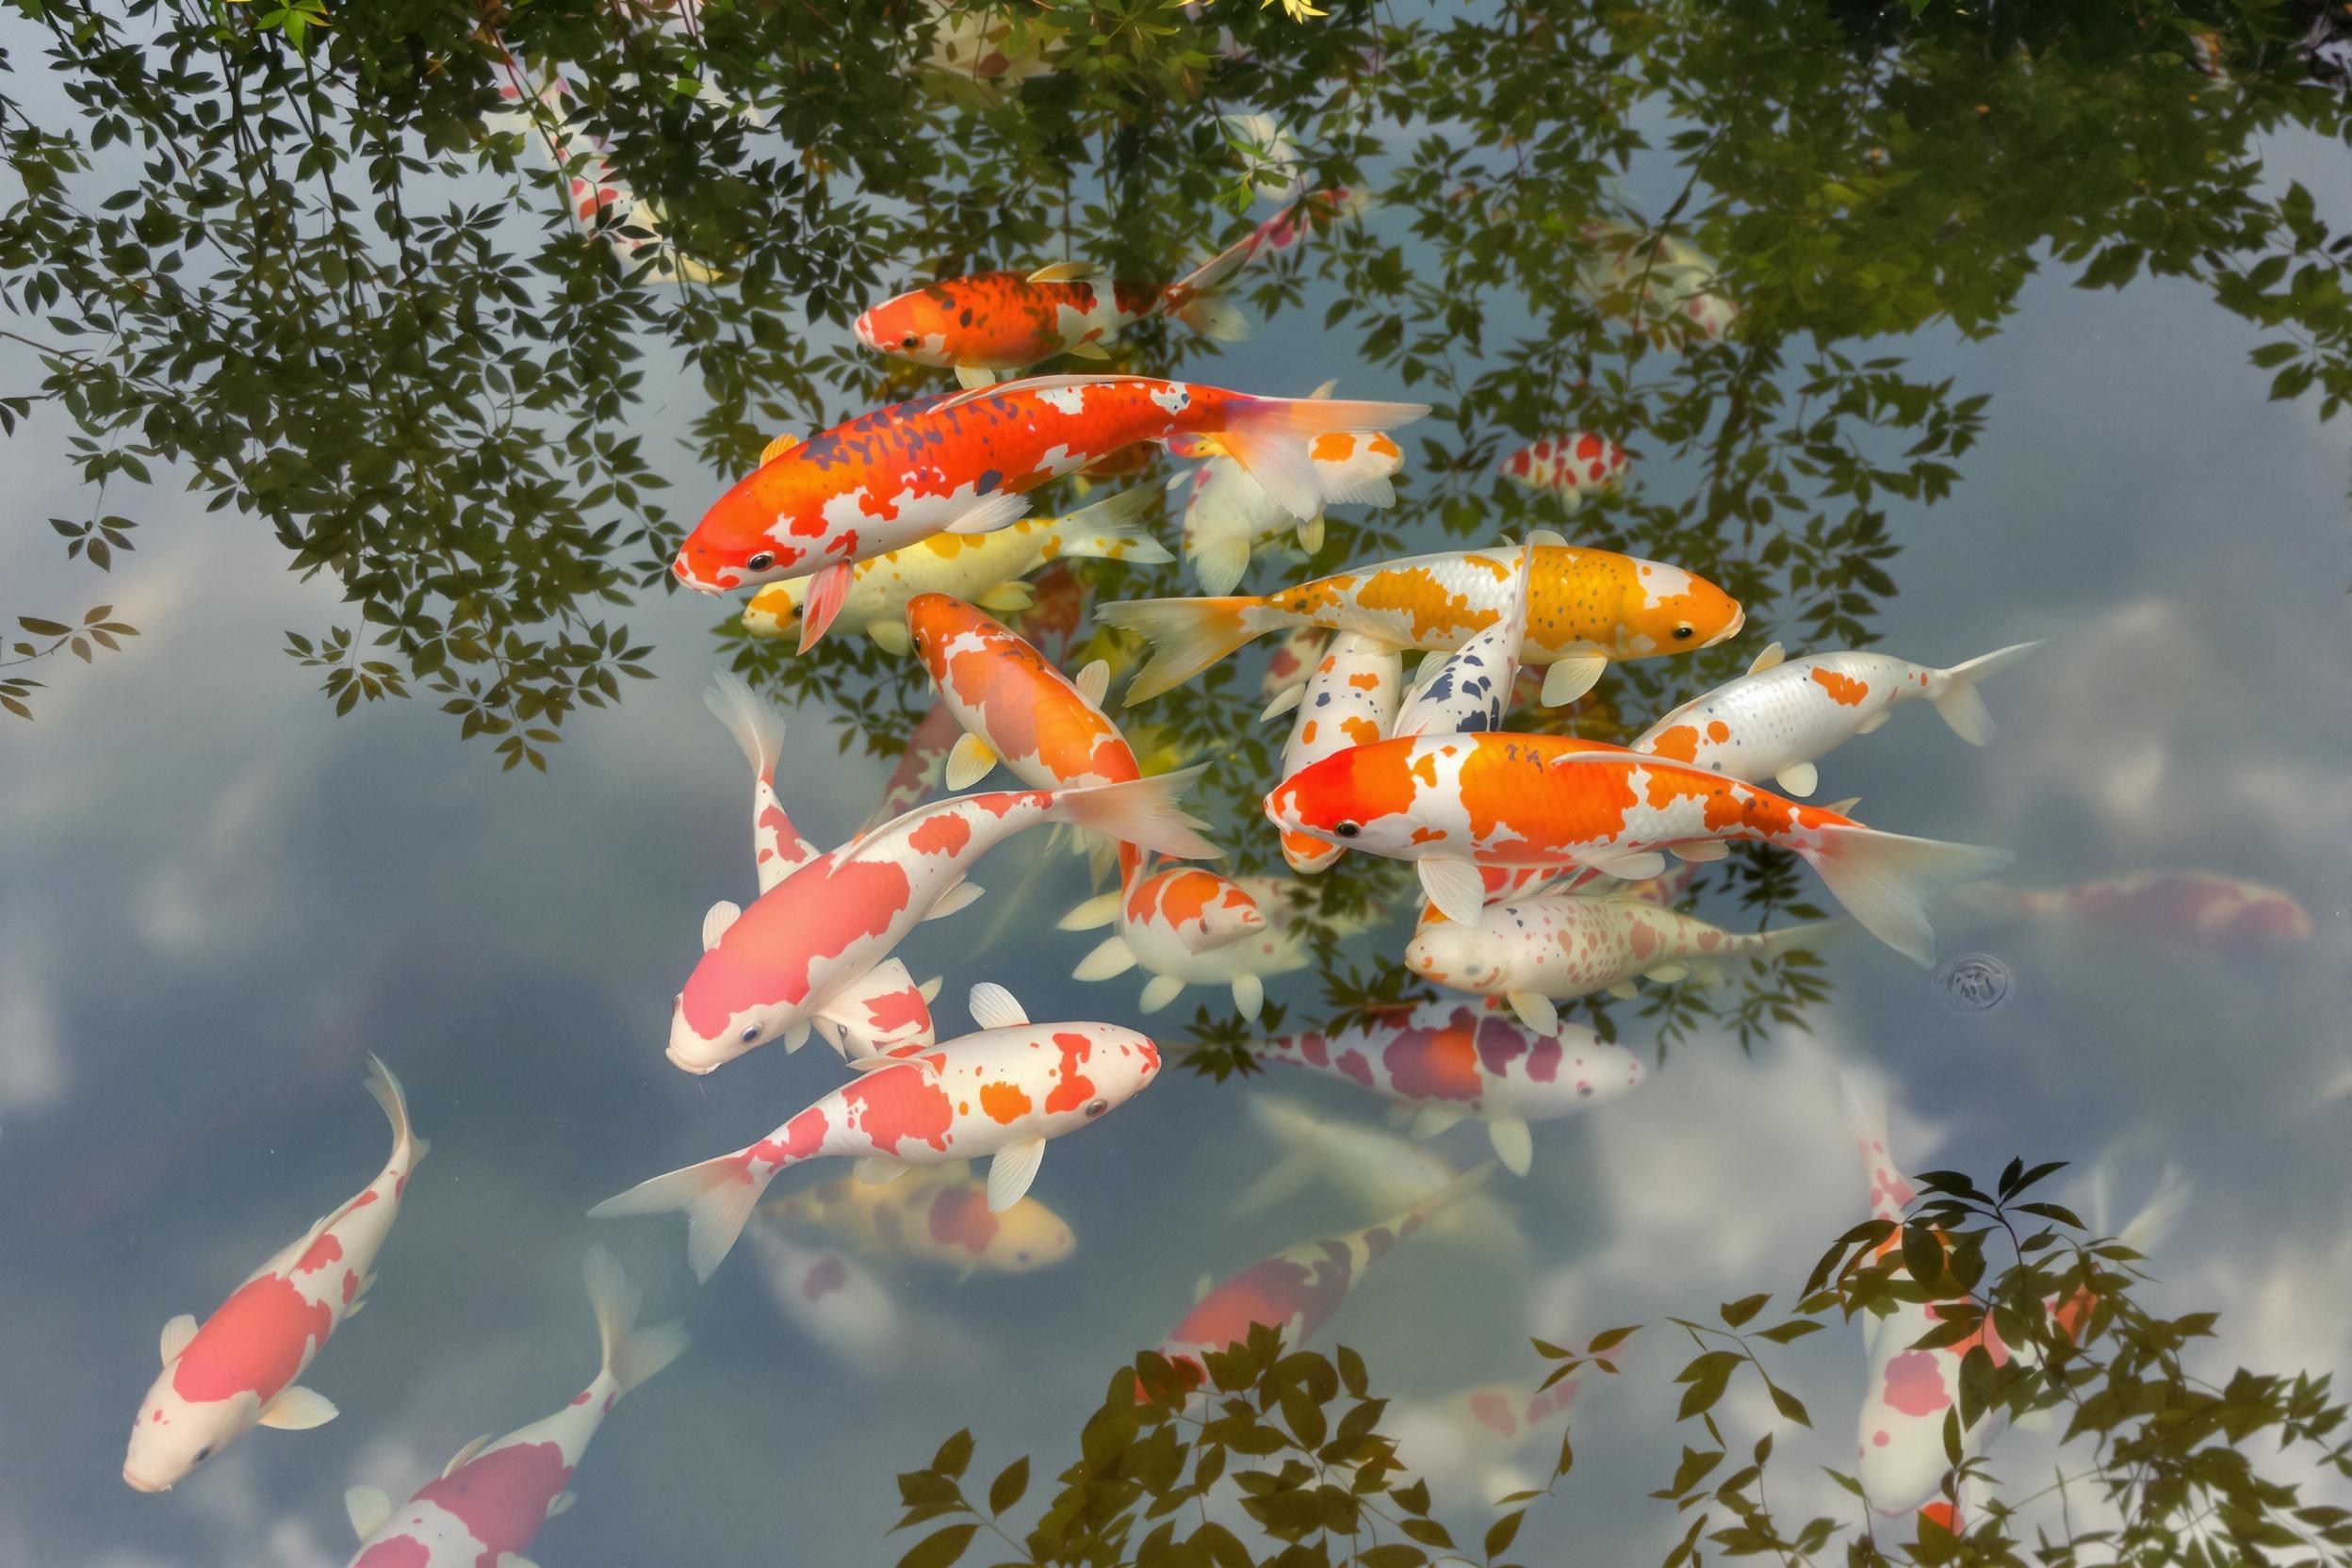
[343,1249,684,1567]
[1390,1368,1586,1507]
[596,984,1162,1281]
[1064,863,1307,1021]
[1239,1093,1527,1257]
[679,375,1426,651]
[124,1057,427,1493]
[761,1161,1076,1279]
[1101,536,1741,708]
[1630,641,2042,797]
[1501,433,1627,509]
[1951,873,2314,951]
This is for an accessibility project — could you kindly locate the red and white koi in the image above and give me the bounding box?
[1102,536,1742,708]
[1259,627,1328,710]
[1265,631,1403,873]
[343,1248,685,1568]
[1501,433,1627,510]
[1064,863,1307,1020]
[596,984,1162,1281]
[1239,1093,1527,1258]
[1404,897,1844,1033]
[1169,390,1403,595]
[1390,1369,1585,1506]
[1265,730,2009,964]
[704,671,822,895]
[1630,641,2042,797]
[1151,1168,1490,1394]
[124,1057,427,1493]
[1250,999,1647,1175]
[678,375,1426,651]
[743,1223,949,1380]
[761,1161,1076,1279]
[670,763,1216,1075]
[1951,872,2314,951]
[740,485,1169,651]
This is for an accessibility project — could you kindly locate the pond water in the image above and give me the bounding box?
[2,6,2348,1567]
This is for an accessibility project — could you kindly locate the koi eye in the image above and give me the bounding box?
[1333,821,1361,839]
[193,1446,212,1464]
[901,334,919,350]
[1015,1250,1031,1264]
[1085,1099,1108,1118]
[745,551,776,573]
[1672,623,1694,641]
[741,1025,760,1043]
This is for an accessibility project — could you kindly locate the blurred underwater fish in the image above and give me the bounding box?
[1168,386,1403,595]
[744,1223,983,1380]
[1266,731,2008,963]
[1947,872,2313,952]
[741,485,1169,649]
[1237,1092,1527,1257]
[860,699,968,835]
[1628,640,2042,798]
[343,1247,685,1567]
[1102,538,1742,709]
[1500,433,1627,509]
[761,1161,1076,1279]
[1387,1367,1585,1507]
[678,375,1426,651]
[1405,895,1845,1033]
[596,984,1163,1281]
[1264,630,1403,873]
[124,1056,427,1493]
[1576,220,1739,342]
[1250,999,1646,1176]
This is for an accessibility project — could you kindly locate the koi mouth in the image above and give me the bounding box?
[663,1045,720,1075]
[122,1466,168,1494]
[672,555,733,596]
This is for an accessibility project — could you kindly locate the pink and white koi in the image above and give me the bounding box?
[343,1248,684,1568]
[1250,999,1647,1175]
[1264,631,1404,873]
[1064,863,1308,1021]
[1389,1369,1585,1507]
[1238,1093,1527,1258]
[1630,641,2042,797]
[1151,1168,1490,1394]
[1404,897,1844,1034]
[1501,433,1627,510]
[597,984,1162,1281]
[740,485,1169,651]
[670,763,1215,1075]
[124,1057,427,1493]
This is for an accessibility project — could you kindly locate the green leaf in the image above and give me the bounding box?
[1484,1509,1524,1559]
[931,1429,974,1481]
[1719,1293,1770,1329]
[987,1456,1028,1516]
[895,1522,976,1568]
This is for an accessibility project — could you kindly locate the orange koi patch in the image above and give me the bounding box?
[1810,667,1870,706]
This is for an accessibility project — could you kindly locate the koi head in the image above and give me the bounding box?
[992,1200,1080,1272]
[679,462,814,596]
[855,286,962,368]
[1264,740,1429,859]
[125,1372,244,1493]
[1127,866,1266,952]
[1401,918,1503,990]
[1060,1025,1164,1126]
[905,592,996,676]
[668,915,814,1074]
[1613,556,1743,657]
[742,578,808,639]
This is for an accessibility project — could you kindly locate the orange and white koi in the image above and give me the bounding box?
[1266,731,2008,963]
[1405,897,1844,1033]
[761,1160,1076,1279]
[1238,1093,1527,1257]
[678,375,1426,651]
[1102,536,1742,708]
[705,671,822,895]
[342,1249,683,1568]
[124,1057,427,1493]
[1630,641,2042,797]
[1263,631,1404,873]
[596,983,1162,1281]
[1169,394,1403,595]
[1065,863,1307,1020]
[1951,873,2314,951]
[740,485,1169,651]
[1250,999,1647,1175]
[1501,433,1627,510]
[671,759,1215,1075]
[1391,539,1537,740]
[1390,1369,1585,1506]
[1150,1168,1490,1394]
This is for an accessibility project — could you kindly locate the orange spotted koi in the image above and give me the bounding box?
[1265,731,2009,964]
[595,984,1163,1281]
[344,1249,683,1567]
[124,1058,427,1493]
[761,1161,1076,1279]
[1101,536,1742,708]
[1063,862,1307,1021]
[1630,640,2042,798]
[1251,999,1647,1175]
[1264,631,1403,873]
[678,375,1427,651]
[1501,433,1626,509]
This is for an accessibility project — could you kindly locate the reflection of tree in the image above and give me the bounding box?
[1,1,2343,1017]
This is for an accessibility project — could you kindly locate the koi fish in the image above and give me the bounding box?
[745,1224,903,1377]
[1404,897,1844,1034]
[342,1248,685,1568]
[1390,1369,1585,1506]
[1064,863,1309,1020]
[1265,731,2009,964]
[860,699,967,834]
[1264,631,1403,873]
[1950,873,2313,951]
[760,1160,1076,1279]
[1391,539,1537,740]
[906,593,1152,882]
[1259,627,1328,708]
[124,1057,427,1493]
[1152,1168,1491,1392]
[671,762,1216,1075]
[1629,641,2042,797]
[1170,389,1404,595]
[678,375,1427,651]
[1501,433,1627,510]
[1576,220,1739,342]
[1250,999,1647,1175]
[1101,536,1742,708]
[740,486,1170,651]
[856,208,1298,384]
[1237,1093,1527,1257]
[596,983,1162,1281]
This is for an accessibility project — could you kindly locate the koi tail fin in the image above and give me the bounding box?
[1750,918,1850,960]
[1801,828,2012,967]
[1050,766,1222,862]
[1051,484,1175,566]
[1213,393,1429,520]
[1927,641,2042,746]
[704,668,782,783]
[590,1148,778,1283]
[583,1245,689,1398]
[1164,224,1265,342]
[2115,1166,2194,1255]
[1097,595,1269,704]
[362,1054,429,1169]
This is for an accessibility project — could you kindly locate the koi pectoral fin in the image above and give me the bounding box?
[988,1138,1047,1213]
[795,562,858,654]
[1539,655,1607,707]
[258,1385,338,1430]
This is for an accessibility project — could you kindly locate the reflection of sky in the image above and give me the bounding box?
[2,110,2347,1568]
